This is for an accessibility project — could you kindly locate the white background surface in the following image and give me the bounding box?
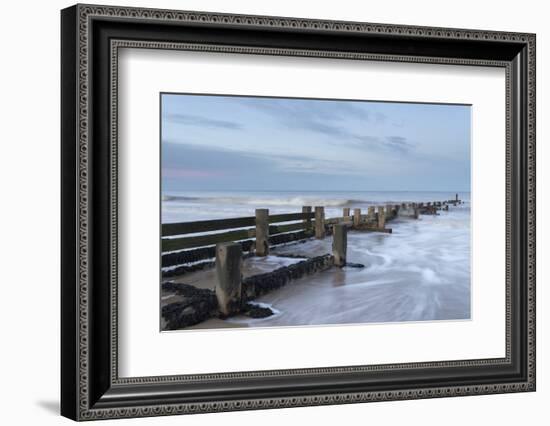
[119,49,506,377]
[0,0,547,425]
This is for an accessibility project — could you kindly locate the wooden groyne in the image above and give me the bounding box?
[161,195,463,329]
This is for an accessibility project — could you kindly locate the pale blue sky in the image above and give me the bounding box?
[161,94,471,192]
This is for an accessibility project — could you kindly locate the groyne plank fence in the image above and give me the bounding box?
[162,197,463,266]
[162,211,316,255]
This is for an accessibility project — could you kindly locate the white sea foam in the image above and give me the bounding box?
[161,190,470,223]
[225,301,283,325]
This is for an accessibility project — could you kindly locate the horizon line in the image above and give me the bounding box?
[162,189,471,193]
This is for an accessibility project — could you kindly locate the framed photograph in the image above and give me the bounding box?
[61,4,536,421]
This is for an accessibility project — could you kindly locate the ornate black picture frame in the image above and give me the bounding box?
[61,4,536,421]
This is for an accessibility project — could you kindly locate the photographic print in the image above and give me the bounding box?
[61,6,535,418]
[160,94,471,331]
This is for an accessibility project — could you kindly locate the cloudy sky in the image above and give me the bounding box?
[161,93,471,193]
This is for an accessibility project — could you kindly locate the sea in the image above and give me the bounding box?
[162,190,471,326]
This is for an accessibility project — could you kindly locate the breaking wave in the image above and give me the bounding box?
[162,195,200,202]
[163,194,371,207]
[162,191,471,224]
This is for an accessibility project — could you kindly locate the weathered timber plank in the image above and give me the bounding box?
[162,241,254,267]
[162,228,255,251]
[269,222,307,235]
[269,229,314,245]
[161,230,315,267]
[268,212,314,223]
[355,225,393,234]
[325,217,353,228]
[165,222,310,252]
[163,212,315,237]
[162,216,255,236]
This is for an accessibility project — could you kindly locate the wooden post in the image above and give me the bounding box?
[353,208,362,228]
[343,207,350,219]
[315,206,325,239]
[386,204,393,218]
[368,206,375,221]
[378,206,385,228]
[215,242,243,316]
[332,224,347,266]
[455,193,459,202]
[414,206,419,219]
[255,208,269,256]
[302,206,312,231]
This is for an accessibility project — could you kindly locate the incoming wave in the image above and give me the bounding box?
[162,195,201,202]
[163,195,372,207]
